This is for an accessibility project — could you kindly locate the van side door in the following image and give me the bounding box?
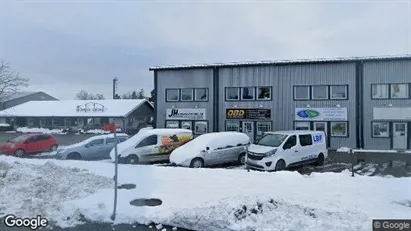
[298,134,316,163]
[281,135,298,165]
[135,135,158,162]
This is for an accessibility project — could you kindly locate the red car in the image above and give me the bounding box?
[0,133,59,157]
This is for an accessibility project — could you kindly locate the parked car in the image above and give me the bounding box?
[246,130,327,171]
[56,133,129,160]
[0,133,58,157]
[169,132,250,168]
[111,128,193,164]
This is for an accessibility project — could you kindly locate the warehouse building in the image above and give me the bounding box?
[150,55,411,150]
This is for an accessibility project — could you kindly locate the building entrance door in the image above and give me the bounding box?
[314,122,327,135]
[393,122,407,149]
[242,121,254,143]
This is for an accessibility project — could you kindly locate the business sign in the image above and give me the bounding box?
[166,108,206,120]
[373,107,411,120]
[295,108,347,121]
[76,102,107,113]
[226,108,271,120]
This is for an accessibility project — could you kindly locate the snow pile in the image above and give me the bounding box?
[0,123,10,127]
[16,127,67,134]
[0,160,113,221]
[337,147,351,152]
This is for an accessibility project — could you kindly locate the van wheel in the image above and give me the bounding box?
[238,153,246,165]
[190,158,204,168]
[67,152,81,160]
[15,149,25,157]
[315,153,325,166]
[275,160,286,171]
[126,155,139,165]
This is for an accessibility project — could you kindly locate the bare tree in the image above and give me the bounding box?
[0,61,29,102]
[75,90,105,100]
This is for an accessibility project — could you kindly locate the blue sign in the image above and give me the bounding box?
[313,135,322,143]
[297,109,320,118]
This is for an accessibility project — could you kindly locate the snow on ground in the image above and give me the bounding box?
[0,156,410,231]
[337,147,411,153]
[16,127,67,135]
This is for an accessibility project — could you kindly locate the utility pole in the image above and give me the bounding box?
[113,77,118,99]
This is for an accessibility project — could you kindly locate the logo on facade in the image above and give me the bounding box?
[76,102,107,113]
[167,109,205,119]
[297,109,320,118]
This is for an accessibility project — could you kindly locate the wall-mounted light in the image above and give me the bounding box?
[172,105,175,108]
[388,103,393,107]
[306,104,310,108]
[234,105,237,108]
[195,105,198,108]
[336,104,341,108]
[259,105,263,108]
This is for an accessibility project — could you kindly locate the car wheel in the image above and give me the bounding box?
[315,153,325,166]
[125,154,139,164]
[274,159,286,171]
[67,152,81,160]
[50,145,58,152]
[190,158,204,168]
[14,149,25,157]
[238,153,246,165]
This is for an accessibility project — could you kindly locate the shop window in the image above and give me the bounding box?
[181,121,192,130]
[166,121,179,128]
[226,87,239,100]
[27,118,34,127]
[390,84,409,99]
[194,121,208,135]
[194,88,208,101]
[371,84,389,99]
[311,85,328,100]
[256,122,272,137]
[372,122,389,138]
[181,88,194,101]
[226,121,240,131]
[39,119,46,128]
[257,86,271,100]
[166,89,179,101]
[64,118,71,127]
[294,86,310,100]
[330,122,348,137]
[330,85,348,99]
[299,134,313,146]
[294,122,310,130]
[241,87,255,100]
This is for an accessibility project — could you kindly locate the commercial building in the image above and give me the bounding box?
[150,55,411,150]
[0,99,154,133]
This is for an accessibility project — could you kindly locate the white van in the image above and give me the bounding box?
[110,128,193,164]
[246,130,327,171]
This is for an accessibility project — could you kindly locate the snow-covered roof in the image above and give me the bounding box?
[149,54,411,70]
[0,99,152,117]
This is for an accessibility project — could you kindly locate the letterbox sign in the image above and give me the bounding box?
[76,102,107,113]
[166,108,206,120]
[226,108,271,120]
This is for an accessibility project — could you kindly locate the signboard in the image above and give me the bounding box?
[76,102,106,113]
[226,108,271,120]
[166,108,206,120]
[373,107,411,120]
[295,108,347,121]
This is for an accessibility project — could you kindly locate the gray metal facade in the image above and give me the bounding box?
[152,55,411,150]
[0,92,58,110]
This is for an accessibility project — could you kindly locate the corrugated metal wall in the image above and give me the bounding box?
[363,60,411,149]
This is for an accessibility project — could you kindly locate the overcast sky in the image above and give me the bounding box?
[0,0,410,100]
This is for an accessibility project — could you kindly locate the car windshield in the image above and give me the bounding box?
[254,133,288,147]
[10,134,31,143]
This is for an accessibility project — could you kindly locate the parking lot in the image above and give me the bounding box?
[0,132,99,146]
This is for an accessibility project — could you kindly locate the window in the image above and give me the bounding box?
[180,88,194,101]
[166,121,179,128]
[256,122,272,138]
[330,85,348,99]
[226,87,239,100]
[136,135,157,148]
[106,138,117,144]
[118,137,128,143]
[39,119,46,128]
[89,139,104,146]
[330,122,348,137]
[181,121,192,130]
[294,86,310,100]
[372,84,389,99]
[225,121,240,131]
[194,121,208,135]
[283,135,297,149]
[390,84,409,99]
[299,134,313,146]
[241,87,255,100]
[295,122,310,130]
[166,89,179,101]
[257,87,271,100]
[27,118,34,127]
[194,88,208,101]
[372,122,389,138]
[311,85,329,100]
[64,118,71,127]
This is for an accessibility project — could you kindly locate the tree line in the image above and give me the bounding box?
[75,89,155,102]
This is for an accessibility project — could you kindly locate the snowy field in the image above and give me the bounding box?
[0,156,410,231]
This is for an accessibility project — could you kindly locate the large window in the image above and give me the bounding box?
[194,88,208,101]
[226,87,240,100]
[294,122,310,130]
[311,85,329,100]
[241,87,255,100]
[372,122,389,138]
[180,88,194,101]
[166,121,179,128]
[194,121,208,135]
[390,84,409,99]
[294,86,310,100]
[166,89,179,101]
[226,121,240,131]
[257,87,272,100]
[64,118,71,127]
[371,84,389,99]
[330,122,348,137]
[330,85,348,99]
[181,121,192,130]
